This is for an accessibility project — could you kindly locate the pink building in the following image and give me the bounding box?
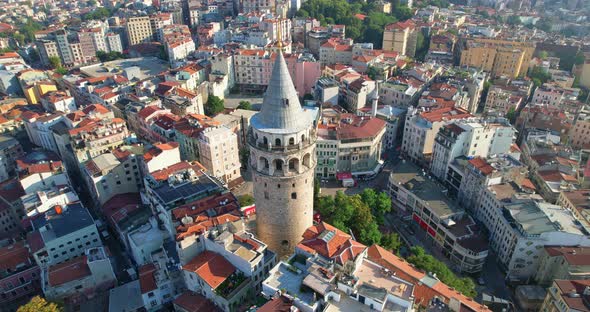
[0,241,41,307]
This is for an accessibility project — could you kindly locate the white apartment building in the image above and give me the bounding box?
[167,38,196,65]
[430,118,515,180]
[106,33,123,53]
[379,80,421,108]
[40,91,77,113]
[531,83,565,108]
[23,112,65,153]
[477,185,590,281]
[21,186,79,218]
[42,247,116,302]
[197,126,242,185]
[82,145,145,206]
[387,161,489,273]
[401,107,473,166]
[30,203,103,267]
[128,217,166,266]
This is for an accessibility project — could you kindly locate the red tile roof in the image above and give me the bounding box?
[555,280,590,311]
[0,241,32,272]
[298,222,366,265]
[173,292,220,312]
[182,251,235,289]
[138,105,163,119]
[48,256,91,286]
[544,246,590,266]
[139,263,157,294]
[257,296,294,312]
[420,107,472,123]
[150,161,207,181]
[82,103,110,115]
[467,157,494,176]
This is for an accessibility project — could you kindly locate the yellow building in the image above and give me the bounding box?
[126,16,153,46]
[459,38,535,78]
[17,69,58,104]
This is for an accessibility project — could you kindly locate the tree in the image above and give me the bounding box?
[97,50,125,62]
[536,19,553,32]
[55,67,68,75]
[237,100,253,110]
[529,66,551,87]
[538,50,549,60]
[506,106,517,124]
[407,247,477,297]
[18,296,62,312]
[240,148,249,169]
[506,15,521,26]
[48,56,61,69]
[367,66,379,80]
[13,33,25,46]
[205,95,225,116]
[381,233,401,252]
[238,194,254,207]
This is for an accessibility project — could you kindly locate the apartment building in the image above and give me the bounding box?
[40,91,77,113]
[382,20,417,57]
[41,247,116,303]
[535,246,590,286]
[568,106,590,149]
[401,107,473,166]
[17,69,57,105]
[22,112,64,153]
[126,16,153,46]
[387,161,489,273]
[540,280,590,312]
[233,49,321,95]
[558,190,590,235]
[316,105,385,179]
[430,118,515,181]
[0,241,41,309]
[197,126,242,186]
[82,145,145,206]
[0,135,23,183]
[29,203,102,267]
[459,38,535,78]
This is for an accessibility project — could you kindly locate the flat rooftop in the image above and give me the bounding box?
[390,161,461,218]
[354,259,414,301]
[108,280,144,312]
[504,201,584,236]
[79,57,169,80]
[264,262,315,306]
[32,202,95,243]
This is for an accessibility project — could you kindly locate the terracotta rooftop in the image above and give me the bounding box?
[544,246,590,266]
[182,251,235,289]
[467,157,494,176]
[48,255,91,287]
[0,241,32,273]
[139,263,157,294]
[298,222,366,265]
[150,161,207,181]
[554,280,590,311]
[420,107,472,123]
[173,292,220,312]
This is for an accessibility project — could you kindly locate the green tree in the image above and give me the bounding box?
[238,194,254,207]
[205,95,225,116]
[18,296,62,312]
[536,19,553,32]
[538,50,549,60]
[237,100,253,110]
[407,247,477,297]
[529,66,551,87]
[506,106,517,124]
[367,66,379,80]
[96,50,125,62]
[507,15,521,26]
[13,33,25,46]
[48,56,61,69]
[55,67,68,75]
[381,233,401,252]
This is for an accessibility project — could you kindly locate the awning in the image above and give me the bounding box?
[336,172,352,180]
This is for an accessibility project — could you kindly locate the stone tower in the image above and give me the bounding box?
[248,50,318,257]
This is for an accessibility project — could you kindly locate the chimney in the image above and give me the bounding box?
[55,205,63,214]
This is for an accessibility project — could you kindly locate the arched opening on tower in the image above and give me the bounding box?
[259,157,269,171]
[301,134,305,142]
[289,137,295,145]
[288,158,299,172]
[303,153,311,167]
[263,137,268,146]
[275,138,282,147]
[274,159,284,172]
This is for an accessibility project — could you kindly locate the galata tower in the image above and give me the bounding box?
[248,48,318,257]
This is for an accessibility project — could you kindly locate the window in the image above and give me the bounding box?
[148,292,155,298]
[291,192,297,199]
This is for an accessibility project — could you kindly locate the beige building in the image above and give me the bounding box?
[126,16,153,46]
[459,38,535,78]
[382,20,417,57]
[568,106,590,149]
[197,126,242,186]
[540,279,590,312]
[579,53,590,89]
[535,246,590,286]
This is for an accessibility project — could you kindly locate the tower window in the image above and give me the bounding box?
[291,192,297,199]
[289,137,295,145]
[264,191,269,199]
[275,138,281,146]
[283,99,289,106]
[277,184,281,188]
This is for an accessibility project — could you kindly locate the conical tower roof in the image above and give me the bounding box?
[256,52,306,130]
